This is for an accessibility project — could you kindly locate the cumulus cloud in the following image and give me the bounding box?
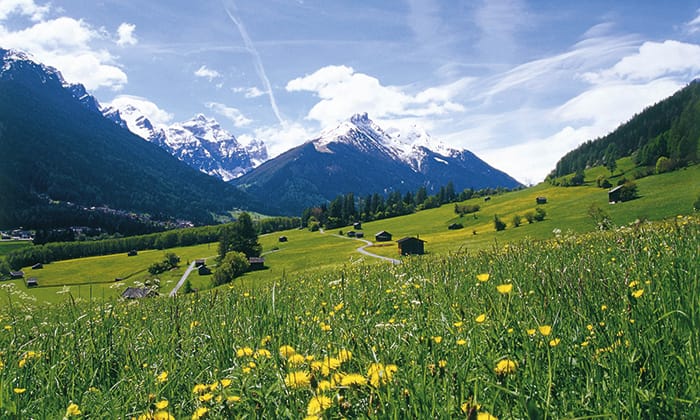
[286,65,468,127]
[239,122,314,158]
[116,22,137,46]
[205,102,252,127]
[0,0,49,21]
[194,65,221,81]
[0,15,127,90]
[106,95,174,126]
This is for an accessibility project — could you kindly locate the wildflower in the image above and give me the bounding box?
[628,281,639,288]
[191,406,208,420]
[307,395,333,416]
[156,371,168,383]
[476,273,490,282]
[333,302,344,312]
[199,393,214,403]
[317,380,332,391]
[340,373,367,386]
[367,363,398,387]
[581,341,589,347]
[236,347,254,358]
[284,371,311,388]
[312,357,341,376]
[226,396,241,404]
[260,335,271,346]
[190,321,200,329]
[475,313,487,323]
[549,338,561,347]
[494,359,517,375]
[279,345,296,359]
[526,329,536,336]
[438,359,447,368]
[586,324,594,331]
[478,412,499,420]
[496,283,513,294]
[192,384,208,394]
[631,289,644,298]
[3,325,11,330]
[155,400,169,410]
[337,349,352,362]
[457,339,467,346]
[538,325,552,336]
[453,321,464,328]
[601,305,608,311]
[13,387,26,394]
[432,336,443,344]
[65,402,81,417]
[153,412,174,420]
[254,348,271,359]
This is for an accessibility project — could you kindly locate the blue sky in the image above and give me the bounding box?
[2,0,700,184]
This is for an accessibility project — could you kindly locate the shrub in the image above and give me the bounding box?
[212,251,250,286]
[524,211,535,224]
[512,214,522,227]
[656,156,674,174]
[494,215,506,231]
[618,181,639,202]
[588,203,613,231]
[534,207,546,222]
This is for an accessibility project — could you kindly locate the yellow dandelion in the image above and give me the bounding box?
[457,339,467,346]
[628,281,639,288]
[538,325,552,336]
[475,313,487,323]
[496,283,513,294]
[284,371,311,388]
[156,371,168,383]
[631,289,644,298]
[242,367,251,374]
[279,345,296,359]
[333,302,344,312]
[65,402,81,417]
[601,304,608,311]
[432,336,443,344]
[236,347,254,358]
[226,395,241,404]
[307,395,333,416]
[317,380,333,391]
[192,383,208,394]
[494,359,517,375]
[477,412,499,420]
[153,411,174,420]
[3,325,11,330]
[254,348,271,359]
[337,349,352,362]
[190,321,200,329]
[581,340,589,347]
[191,406,208,420]
[476,273,490,282]
[526,328,536,336]
[586,324,594,331]
[549,338,561,347]
[199,393,214,403]
[340,373,367,386]
[18,358,26,368]
[367,363,398,387]
[13,387,26,394]
[453,321,464,328]
[438,359,447,368]
[155,400,169,410]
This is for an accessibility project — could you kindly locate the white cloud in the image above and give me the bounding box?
[241,122,314,158]
[232,86,265,98]
[106,94,174,126]
[0,0,49,21]
[205,102,252,127]
[116,22,137,46]
[194,65,221,81]
[685,8,700,34]
[286,65,468,127]
[0,16,127,90]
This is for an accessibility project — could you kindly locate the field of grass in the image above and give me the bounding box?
[0,215,697,418]
[0,241,31,257]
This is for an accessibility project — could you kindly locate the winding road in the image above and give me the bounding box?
[321,228,401,264]
[169,260,197,297]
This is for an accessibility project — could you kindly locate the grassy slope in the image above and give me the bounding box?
[0,241,31,257]
[6,163,699,305]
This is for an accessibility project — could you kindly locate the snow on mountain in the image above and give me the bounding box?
[102,103,268,181]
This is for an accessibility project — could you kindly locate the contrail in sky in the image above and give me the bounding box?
[223,2,285,125]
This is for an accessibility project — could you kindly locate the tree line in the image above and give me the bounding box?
[300,182,511,230]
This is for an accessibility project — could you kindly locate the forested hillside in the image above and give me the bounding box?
[551,80,700,177]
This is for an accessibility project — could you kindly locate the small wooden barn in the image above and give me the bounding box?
[375,231,393,242]
[31,263,43,270]
[194,259,206,267]
[353,222,362,230]
[10,270,24,279]
[608,185,623,203]
[248,257,265,271]
[536,196,547,204]
[347,231,356,237]
[397,237,426,256]
[448,223,463,230]
[25,277,38,287]
[198,265,212,275]
[127,249,138,257]
[278,236,288,242]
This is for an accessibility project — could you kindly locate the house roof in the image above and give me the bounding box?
[608,185,624,193]
[249,257,265,263]
[397,237,426,244]
[375,230,392,236]
[121,287,154,299]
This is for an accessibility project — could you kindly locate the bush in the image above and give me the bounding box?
[212,251,250,287]
[656,156,674,174]
[588,203,613,231]
[494,215,506,231]
[512,214,522,227]
[309,222,320,232]
[524,211,535,224]
[618,181,639,202]
[534,207,546,222]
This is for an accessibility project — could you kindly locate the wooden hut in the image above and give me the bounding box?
[397,237,426,256]
[375,231,393,242]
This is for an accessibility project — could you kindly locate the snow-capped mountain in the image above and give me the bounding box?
[233,113,521,215]
[103,104,267,181]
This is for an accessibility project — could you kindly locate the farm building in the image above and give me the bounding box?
[194,259,206,267]
[536,196,547,204]
[26,277,38,287]
[448,223,463,230]
[608,185,623,203]
[31,263,43,270]
[347,231,356,237]
[127,249,138,257]
[278,236,288,242]
[397,237,426,256]
[198,265,212,275]
[355,232,364,238]
[121,287,157,299]
[248,257,265,271]
[353,222,362,230]
[10,270,24,279]
[375,231,393,242]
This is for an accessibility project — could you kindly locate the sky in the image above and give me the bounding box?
[2,0,700,184]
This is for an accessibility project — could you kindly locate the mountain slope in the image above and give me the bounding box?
[234,113,521,215]
[0,48,262,229]
[103,102,267,181]
[551,80,700,177]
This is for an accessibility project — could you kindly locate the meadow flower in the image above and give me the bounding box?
[192,384,208,394]
[496,283,513,294]
[526,329,536,336]
[13,387,26,394]
[340,373,367,386]
[494,359,517,375]
[279,345,296,359]
[549,338,561,347]
[453,321,464,328]
[457,339,467,346]
[601,305,608,311]
[628,281,639,288]
[156,371,168,383]
[432,336,443,344]
[199,393,214,403]
[632,289,644,298]
[191,406,208,420]
[337,349,352,362]
[236,347,254,358]
[64,402,81,417]
[152,412,174,420]
[438,359,447,368]
[307,395,333,416]
[368,363,398,387]
[317,380,333,391]
[538,325,552,336]
[475,313,487,323]
[476,273,490,282]
[478,412,499,420]
[190,321,200,329]
[285,371,311,388]
[254,348,272,359]
[219,378,232,388]
[226,396,241,404]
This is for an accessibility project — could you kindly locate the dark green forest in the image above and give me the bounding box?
[551,80,700,177]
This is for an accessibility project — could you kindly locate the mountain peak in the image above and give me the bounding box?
[349,112,371,126]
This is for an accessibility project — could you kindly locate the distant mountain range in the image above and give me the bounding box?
[102,104,267,181]
[233,113,521,215]
[0,48,262,230]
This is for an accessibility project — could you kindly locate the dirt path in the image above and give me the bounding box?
[320,228,401,264]
[169,260,197,297]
